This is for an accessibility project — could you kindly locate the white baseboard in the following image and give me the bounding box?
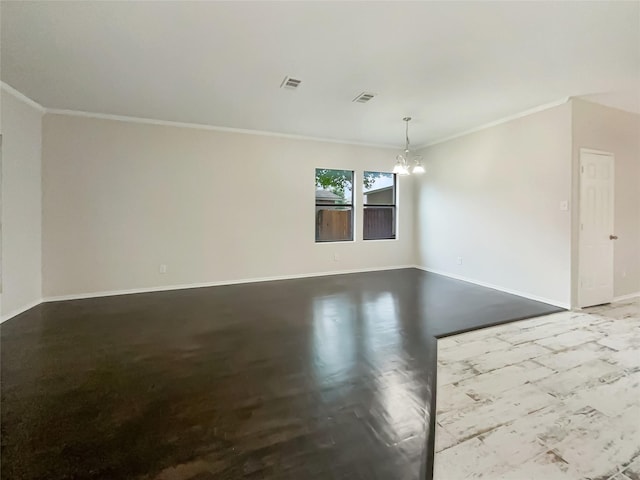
[42,265,415,303]
[413,265,570,309]
[613,291,640,303]
[4,265,575,318]
[1,298,43,324]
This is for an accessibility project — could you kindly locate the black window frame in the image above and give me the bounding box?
[315,169,355,243]
[363,171,397,241]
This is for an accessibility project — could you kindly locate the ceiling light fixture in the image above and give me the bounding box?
[393,117,424,175]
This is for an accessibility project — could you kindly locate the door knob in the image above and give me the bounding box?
[610,235,618,240]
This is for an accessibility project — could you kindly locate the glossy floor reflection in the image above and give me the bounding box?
[1,269,562,480]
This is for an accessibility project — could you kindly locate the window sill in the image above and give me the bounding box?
[315,239,356,244]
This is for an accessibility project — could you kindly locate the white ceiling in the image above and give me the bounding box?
[2,1,639,147]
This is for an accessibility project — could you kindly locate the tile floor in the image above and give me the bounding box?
[434,297,640,480]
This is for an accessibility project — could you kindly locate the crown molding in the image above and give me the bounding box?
[45,108,399,149]
[0,81,46,113]
[1,81,397,149]
[415,97,570,150]
[2,83,573,151]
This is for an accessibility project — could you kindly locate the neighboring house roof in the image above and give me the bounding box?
[315,189,342,202]
[364,185,392,195]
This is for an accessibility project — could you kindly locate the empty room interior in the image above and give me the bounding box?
[1,1,639,479]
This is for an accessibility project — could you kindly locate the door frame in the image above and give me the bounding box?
[577,148,615,308]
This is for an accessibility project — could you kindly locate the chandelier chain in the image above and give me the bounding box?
[393,116,424,175]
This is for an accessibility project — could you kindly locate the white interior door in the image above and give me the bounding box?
[579,151,615,308]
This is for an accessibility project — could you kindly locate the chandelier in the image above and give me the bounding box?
[393,117,424,175]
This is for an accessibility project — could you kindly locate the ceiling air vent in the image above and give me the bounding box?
[353,92,376,103]
[280,76,302,90]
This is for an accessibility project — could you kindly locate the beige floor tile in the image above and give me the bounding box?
[438,336,512,363]
[622,456,640,480]
[562,371,640,417]
[436,383,479,415]
[438,383,554,441]
[434,423,458,453]
[535,328,601,351]
[534,341,609,372]
[455,361,554,401]
[437,360,481,387]
[435,298,640,480]
[550,409,640,479]
[468,342,551,373]
[496,320,582,346]
[533,358,622,398]
[491,450,580,480]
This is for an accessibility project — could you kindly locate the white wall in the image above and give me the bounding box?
[414,103,573,307]
[571,99,640,302]
[42,114,414,298]
[0,88,43,318]
[8,91,633,312]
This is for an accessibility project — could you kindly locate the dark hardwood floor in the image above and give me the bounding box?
[1,268,562,480]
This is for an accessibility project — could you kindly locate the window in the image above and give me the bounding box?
[315,169,354,242]
[363,171,396,240]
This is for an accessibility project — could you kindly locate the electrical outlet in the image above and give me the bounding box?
[457,257,463,265]
[333,253,339,262]
[159,264,168,274]
[560,200,569,211]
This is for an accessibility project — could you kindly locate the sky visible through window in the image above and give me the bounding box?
[364,173,393,193]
